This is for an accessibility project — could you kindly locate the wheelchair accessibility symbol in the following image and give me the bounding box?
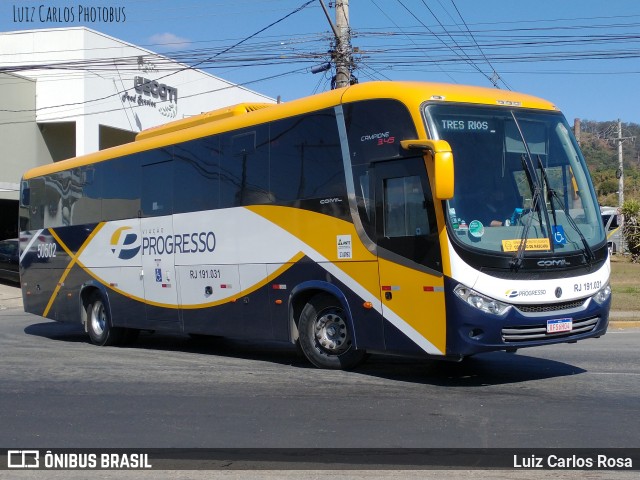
[552,225,567,245]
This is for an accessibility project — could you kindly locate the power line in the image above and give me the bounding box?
[395,0,502,88]
[417,0,489,83]
[0,0,315,114]
[449,0,511,90]
[369,0,459,83]
[2,2,640,118]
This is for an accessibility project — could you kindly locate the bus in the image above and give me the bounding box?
[19,81,611,369]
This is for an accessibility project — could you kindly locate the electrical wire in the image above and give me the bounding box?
[0,0,316,114]
[449,0,512,90]
[395,0,496,86]
[369,0,459,83]
[1,2,640,120]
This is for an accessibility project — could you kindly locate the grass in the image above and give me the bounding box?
[610,255,640,313]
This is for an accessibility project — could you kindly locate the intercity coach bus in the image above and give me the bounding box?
[19,81,611,369]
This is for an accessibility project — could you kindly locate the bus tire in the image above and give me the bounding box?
[86,292,123,346]
[298,293,365,370]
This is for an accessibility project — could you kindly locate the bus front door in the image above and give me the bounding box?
[373,158,446,355]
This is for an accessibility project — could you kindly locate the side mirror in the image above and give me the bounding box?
[401,139,454,200]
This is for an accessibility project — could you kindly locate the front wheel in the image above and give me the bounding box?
[86,292,123,346]
[298,294,365,370]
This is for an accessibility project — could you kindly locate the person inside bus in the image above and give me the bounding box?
[485,189,508,226]
[458,185,515,228]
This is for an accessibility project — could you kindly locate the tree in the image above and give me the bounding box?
[579,120,639,206]
[622,200,640,262]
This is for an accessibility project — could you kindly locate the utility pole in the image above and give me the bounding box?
[319,0,353,89]
[603,119,636,253]
[334,0,351,88]
[617,119,624,208]
[609,119,636,209]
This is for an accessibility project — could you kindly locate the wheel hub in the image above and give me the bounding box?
[91,303,106,336]
[314,311,349,353]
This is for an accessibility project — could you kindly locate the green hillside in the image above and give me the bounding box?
[578,120,640,206]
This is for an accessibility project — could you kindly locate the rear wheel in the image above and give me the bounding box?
[86,292,123,346]
[298,293,365,370]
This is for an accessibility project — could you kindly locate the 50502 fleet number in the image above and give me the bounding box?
[37,243,57,259]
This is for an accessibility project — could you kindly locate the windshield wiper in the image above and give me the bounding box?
[536,155,595,267]
[510,154,544,271]
[509,113,552,271]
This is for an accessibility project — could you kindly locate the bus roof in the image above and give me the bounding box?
[134,102,274,141]
[23,81,558,180]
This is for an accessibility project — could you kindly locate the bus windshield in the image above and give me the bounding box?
[425,104,605,259]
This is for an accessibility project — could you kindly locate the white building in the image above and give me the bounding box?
[0,27,275,237]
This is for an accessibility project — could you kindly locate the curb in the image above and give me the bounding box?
[609,320,640,329]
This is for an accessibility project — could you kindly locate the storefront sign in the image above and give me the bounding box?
[134,76,178,103]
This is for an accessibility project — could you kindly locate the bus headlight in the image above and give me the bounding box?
[592,282,612,305]
[454,284,511,316]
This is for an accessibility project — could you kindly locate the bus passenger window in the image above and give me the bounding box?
[27,178,46,230]
[173,137,220,213]
[222,126,270,207]
[72,165,103,225]
[100,156,141,221]
[384,176,428,237]
[270,110,345,203]
[141,159,174,217]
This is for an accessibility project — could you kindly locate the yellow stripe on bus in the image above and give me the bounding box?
[77,251,307,310]
[180,251,307,310]
[43,223,106,317]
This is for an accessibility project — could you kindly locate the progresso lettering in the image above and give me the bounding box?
[142,232,216,255]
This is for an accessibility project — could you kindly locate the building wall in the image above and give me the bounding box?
[0,73,52,201]
[0,27,275,156]
[0,27,276,236]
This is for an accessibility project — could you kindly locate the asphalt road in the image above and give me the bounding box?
[0,284,638,479]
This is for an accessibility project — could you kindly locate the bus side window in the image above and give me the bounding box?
[173,137,220,213]
[72,165,103,225]
[270,109,345,203]
[44,171,64,228]
[101,155,141,221]
[27,178,45,230]
[343,99,418,162]
[384,176,429,237]
[220,126,270,207]
[374,158,441,270]
[141,148,174,217]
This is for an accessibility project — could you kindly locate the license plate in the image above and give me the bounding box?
[547,318,573,333]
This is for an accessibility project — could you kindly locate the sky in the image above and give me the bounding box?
[1,0,639,123]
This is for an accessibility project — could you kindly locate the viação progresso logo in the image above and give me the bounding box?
[110,226,141,260]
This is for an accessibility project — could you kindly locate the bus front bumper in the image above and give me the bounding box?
[445,278,611,357]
